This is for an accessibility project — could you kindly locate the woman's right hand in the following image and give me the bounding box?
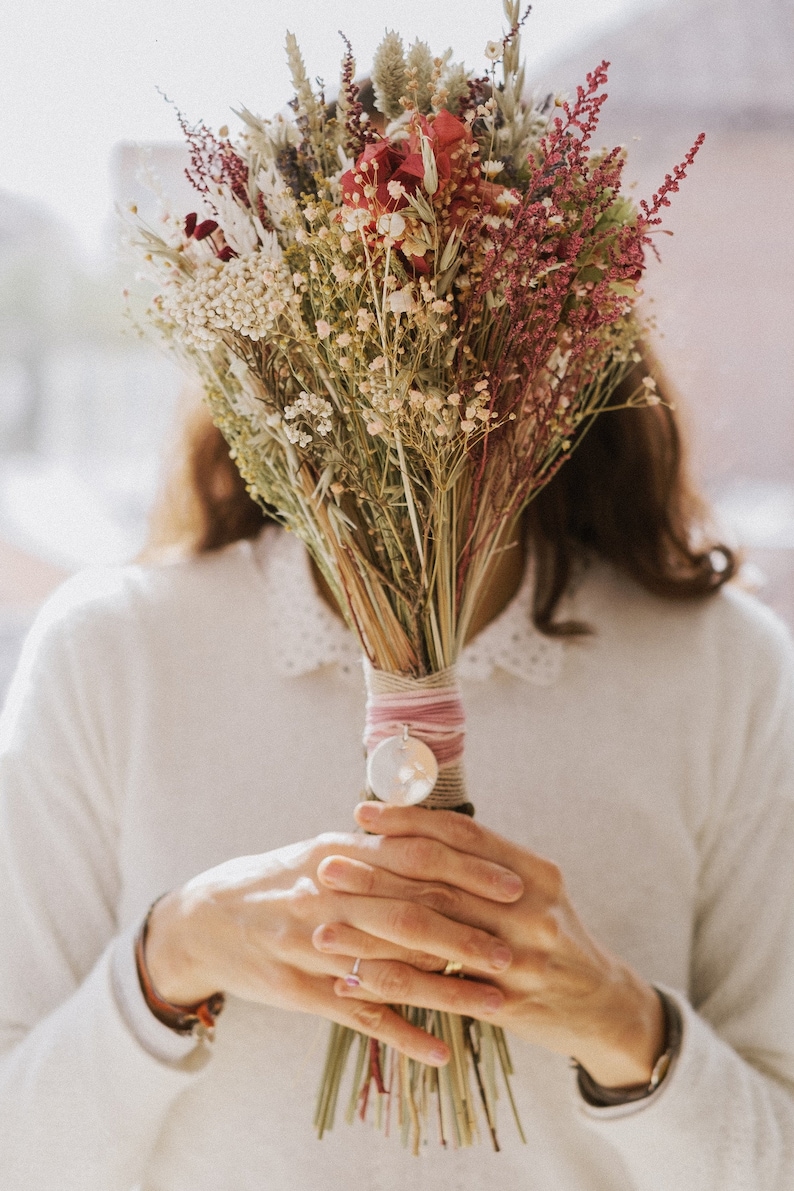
[143,828,524,1065]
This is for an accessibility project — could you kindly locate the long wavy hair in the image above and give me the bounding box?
[145,351,737,634]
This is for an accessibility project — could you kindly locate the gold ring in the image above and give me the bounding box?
[443,960,463,976]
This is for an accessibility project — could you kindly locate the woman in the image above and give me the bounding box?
[1,371,793,1191]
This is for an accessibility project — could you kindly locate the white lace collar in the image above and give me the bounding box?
[250,525,563,686]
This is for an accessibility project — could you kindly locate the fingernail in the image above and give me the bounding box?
[483,989,504,1012]
[315,926,336,948]
[499,872,523,897]
[490,945,512,970]
[321,861,345,885]
[430,1044,449,1065]
[356,802,381,822]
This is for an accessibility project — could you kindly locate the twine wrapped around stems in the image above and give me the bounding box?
[363,663,470,810]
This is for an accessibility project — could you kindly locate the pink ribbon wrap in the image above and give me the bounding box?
[363,663,468,808]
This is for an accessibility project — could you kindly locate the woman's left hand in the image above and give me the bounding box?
[314,801,665,1088]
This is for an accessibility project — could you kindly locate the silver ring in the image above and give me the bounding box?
[344,958,362,987]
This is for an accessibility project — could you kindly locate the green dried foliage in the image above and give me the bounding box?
[439,61,470,115]
[285,30,331,173]
[406,39,435,114]
[372,30,408,120]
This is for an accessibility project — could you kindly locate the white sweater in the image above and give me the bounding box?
[1,526,793,1191]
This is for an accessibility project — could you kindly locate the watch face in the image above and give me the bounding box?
[650,1048,672,1089]
[366,734,439,805]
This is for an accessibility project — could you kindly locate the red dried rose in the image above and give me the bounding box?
[340,140,424,212]
[340,109,509,269]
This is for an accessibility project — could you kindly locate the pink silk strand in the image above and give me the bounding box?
[364,688,466,767]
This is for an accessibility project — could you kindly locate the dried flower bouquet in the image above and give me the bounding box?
[131,0,702,1152]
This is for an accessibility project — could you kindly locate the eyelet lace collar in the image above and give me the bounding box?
[250,525,563,686]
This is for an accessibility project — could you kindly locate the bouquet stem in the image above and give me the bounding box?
[315,1011,522,1153]
[314,663,524,1151]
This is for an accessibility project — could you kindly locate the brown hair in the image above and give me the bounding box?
[527,354,737,633]
[145,355,736,630]
[145,401,264,557]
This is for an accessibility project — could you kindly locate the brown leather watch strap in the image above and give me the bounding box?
[134,899,225,1038]
[575,988,683,1107]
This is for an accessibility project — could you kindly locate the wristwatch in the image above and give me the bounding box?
[574,987,683,1107]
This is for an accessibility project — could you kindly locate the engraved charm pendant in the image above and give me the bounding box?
[366,732,439,806]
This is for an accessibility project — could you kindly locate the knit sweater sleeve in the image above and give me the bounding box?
[578,595,794,1189]
[0,574,210,1191]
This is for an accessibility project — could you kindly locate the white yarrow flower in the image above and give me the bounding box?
[160,251,295,348]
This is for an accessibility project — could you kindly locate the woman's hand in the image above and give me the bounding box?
[143,827,524,1066]
[322,802,665,1089]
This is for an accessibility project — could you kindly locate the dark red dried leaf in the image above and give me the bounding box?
[194,219,219,240]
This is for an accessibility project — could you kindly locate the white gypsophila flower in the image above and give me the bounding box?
[213,185,259,255]
[283,390,334,441]
[342,207,370,233]
[387,179,407,202]
[283,424,312,447]
[387,288,414,314]
[161,250,294,348]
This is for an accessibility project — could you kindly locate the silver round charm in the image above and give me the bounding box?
[366,734,438,806]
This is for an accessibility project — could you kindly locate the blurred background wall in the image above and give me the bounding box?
[1,0,792,703]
